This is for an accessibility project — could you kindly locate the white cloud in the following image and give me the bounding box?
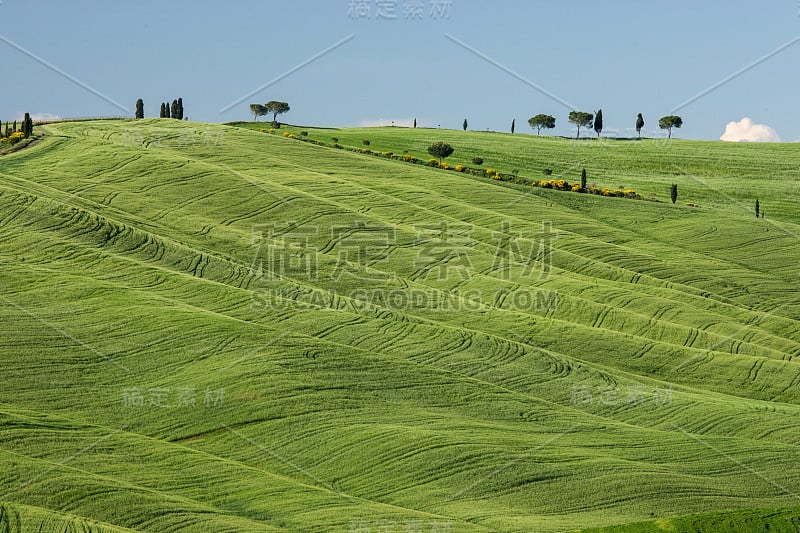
[720,117,780,142]
[358,117,418,128]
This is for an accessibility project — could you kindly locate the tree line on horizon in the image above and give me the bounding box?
[404,111,682,139]
[524,111,683,139]
[133,98,185,120]
[243,101,681,140]
[0,113,34,145]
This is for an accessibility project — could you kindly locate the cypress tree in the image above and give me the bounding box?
[135,99,144,119]
[23,113,32,138]
[171,100,178,119]
[159,103,165,118]
[12,120,17,132]
[635,113,644,138]
[177,97,183,120]
[413,118,417,128]
[755,199,760,218]
[581,168,587,190]
[165,102,171,118]
[670,184,678,204]
[594,109,603,138]
[511,118,515,134]
[463,118,467,131]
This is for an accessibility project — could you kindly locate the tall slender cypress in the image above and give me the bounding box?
[23,113,32,138]
[594,109,603,138]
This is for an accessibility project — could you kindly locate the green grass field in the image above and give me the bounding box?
[1,118,800,532]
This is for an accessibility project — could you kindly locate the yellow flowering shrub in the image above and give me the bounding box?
[439,162,449,169]
[538,179,570,190]
[454,164,465,172]
[3,131,25,145]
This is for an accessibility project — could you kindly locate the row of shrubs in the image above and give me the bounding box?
[0,131,25,145]
[262,129,643,201]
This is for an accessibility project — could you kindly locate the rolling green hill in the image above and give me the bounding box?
[1,119,799,532]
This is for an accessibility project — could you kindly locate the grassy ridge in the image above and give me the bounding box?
[239,122,800,221]
[0,119,799,531]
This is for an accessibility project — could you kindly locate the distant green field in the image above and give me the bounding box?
[236,121,800,222]
[1,119,799,532]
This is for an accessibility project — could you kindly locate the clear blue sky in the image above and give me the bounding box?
[2,0,799,140]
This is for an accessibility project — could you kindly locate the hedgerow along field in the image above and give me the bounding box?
[0,118,799,532]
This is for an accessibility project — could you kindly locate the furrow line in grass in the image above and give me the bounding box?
[0,408,492,532]
[222,147,800,344]
[6,210,800,422]
[9,248,800,444]
[6,210,800,414]
[9,125,800,424]
[4,145,792,362]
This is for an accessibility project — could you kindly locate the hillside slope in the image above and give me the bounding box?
[1,119,799,532]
